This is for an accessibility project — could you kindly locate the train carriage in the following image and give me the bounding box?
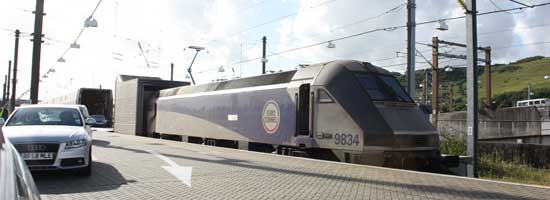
[155,60,440,170]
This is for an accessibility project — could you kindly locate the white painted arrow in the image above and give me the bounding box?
[146,150,192,187]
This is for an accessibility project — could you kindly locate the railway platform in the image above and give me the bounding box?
[34,131,550,200]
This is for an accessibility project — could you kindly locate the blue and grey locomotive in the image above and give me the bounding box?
[155,60,440,170]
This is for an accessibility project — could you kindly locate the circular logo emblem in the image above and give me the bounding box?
[262,100,280,134]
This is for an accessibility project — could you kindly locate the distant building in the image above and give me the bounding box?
[1,99,31,107]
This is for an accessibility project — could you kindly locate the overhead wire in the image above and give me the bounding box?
[415,1,550,27]
[54,0,104,61]
[268,1,407,45]
[0,28,32,37]
[388,40,550,70]
[191,0,341,46]
[416,21,550,45]
[189,0,274,45]
[508,0,533,7]
[21,0,550,96]
[20,0,106,99]
[43,36,70,45]
[492,40,550,50]
[90,0,104,17]
[489,0,525,14]
[379,56,459,69]
[224,1,550,71]
[199,1,408,74]
[202,0,405,65]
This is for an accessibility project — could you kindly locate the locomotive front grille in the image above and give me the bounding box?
[395,135,433,148]
[413,136,429,146]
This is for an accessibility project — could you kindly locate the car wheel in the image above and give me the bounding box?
[77,149,92,176]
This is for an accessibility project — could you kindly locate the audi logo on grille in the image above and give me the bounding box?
[27,144,46,151]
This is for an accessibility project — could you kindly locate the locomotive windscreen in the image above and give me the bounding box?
[355,73,412,102]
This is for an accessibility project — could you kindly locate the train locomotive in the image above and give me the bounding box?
[154,60,441,170]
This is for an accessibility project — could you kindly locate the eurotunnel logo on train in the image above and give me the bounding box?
[262,100,280,134]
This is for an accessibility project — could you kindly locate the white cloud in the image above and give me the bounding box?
[271,0,550,72]
[0,0,549,101]
[0,0,256,100]
[512,5,550,59]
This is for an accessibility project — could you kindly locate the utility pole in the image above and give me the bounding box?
[3,75,6,103]
[6,61,11,108]
[11,54,18,111]
[170,63,174,81]
[12,29,20,111]
[449,83,454,112]
[465,0,479,178]
[406,0,416,99]
[261,36,267,74]
[423,70,428,104]
[431,36,439,127]
[30,0,45,104]
[527,84,531,99]
[484,47,491,108]
[433,39,491,109]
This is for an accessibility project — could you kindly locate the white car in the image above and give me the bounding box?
[0,125,41,200]
[2,105,95,176]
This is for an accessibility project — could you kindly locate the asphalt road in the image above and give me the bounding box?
[33,131,550,200]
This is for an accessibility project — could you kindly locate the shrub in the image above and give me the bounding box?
[439,137,550,186]
[479,154,550,186]
[439,133,466,156]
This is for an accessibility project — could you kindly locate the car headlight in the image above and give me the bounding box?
[66,139,87,149]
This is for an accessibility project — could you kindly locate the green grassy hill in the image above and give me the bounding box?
[482,56,550,97]
[392,56,550,111]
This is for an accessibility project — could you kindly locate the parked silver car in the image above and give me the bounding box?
[90,114,108,127]
[0,120,41,200]
[2,105,95,176]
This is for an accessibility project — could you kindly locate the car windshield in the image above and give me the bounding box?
[6,107,83,127]
[355,73,413,103]
[91,115,105,120]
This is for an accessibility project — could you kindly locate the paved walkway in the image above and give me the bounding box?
[35,131,550,200]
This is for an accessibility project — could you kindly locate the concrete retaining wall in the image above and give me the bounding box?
[437,106,544,140]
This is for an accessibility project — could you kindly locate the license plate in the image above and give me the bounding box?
[21,152,54,160]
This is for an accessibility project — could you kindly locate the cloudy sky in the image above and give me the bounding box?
[0,0,549,100]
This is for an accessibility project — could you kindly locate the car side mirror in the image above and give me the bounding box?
[0,118,5,125]
[85,118,96,125]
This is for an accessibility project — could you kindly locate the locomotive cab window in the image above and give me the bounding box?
[318,89,334,103]
[355,73,413,103]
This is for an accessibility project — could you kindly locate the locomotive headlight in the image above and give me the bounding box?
[66,139,87,149]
